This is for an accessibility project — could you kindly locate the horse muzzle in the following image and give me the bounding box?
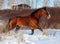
[47,14,51,19]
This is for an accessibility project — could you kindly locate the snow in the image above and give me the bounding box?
[0,28,60,44]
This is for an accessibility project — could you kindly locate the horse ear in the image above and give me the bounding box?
[43,7,46,10]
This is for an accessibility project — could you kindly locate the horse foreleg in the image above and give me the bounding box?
[30,29,34,35]
[38,26,43,32]
[38,27,46,35]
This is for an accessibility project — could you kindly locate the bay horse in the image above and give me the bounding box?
[9,7,51,35]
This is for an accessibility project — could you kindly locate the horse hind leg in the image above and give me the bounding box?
[15,25,20,32]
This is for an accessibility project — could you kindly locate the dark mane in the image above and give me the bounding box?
[31,7,46,16]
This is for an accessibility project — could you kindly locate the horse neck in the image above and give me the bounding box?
[31,8,45,19]
[33,10,44,20]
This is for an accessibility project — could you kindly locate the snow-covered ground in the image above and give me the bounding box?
[0,28,60,44]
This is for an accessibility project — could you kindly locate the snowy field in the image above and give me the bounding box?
[0,28,60,44]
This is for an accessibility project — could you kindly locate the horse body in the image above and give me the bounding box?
[16,17,38,29]
[10,16,38,30]
[9,7,50,35]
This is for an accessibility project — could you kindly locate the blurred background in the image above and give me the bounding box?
[0,0,60,9]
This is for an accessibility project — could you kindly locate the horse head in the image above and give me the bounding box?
[32,7,51,20]
[41,7,51,19]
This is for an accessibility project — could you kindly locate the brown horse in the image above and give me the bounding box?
[9,7,51,35]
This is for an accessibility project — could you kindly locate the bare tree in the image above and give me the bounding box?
[0,0,4,9]
[43,0,48,6]
[54,0,60,7]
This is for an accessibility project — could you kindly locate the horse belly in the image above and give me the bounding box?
[16,18,27,27]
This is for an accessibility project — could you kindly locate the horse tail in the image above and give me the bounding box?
[10,17,17,30]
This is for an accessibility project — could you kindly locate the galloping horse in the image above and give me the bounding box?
[9,7,51,35]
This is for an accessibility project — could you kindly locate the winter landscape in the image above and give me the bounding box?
[0,0,60,44]
[0,28,60,44]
